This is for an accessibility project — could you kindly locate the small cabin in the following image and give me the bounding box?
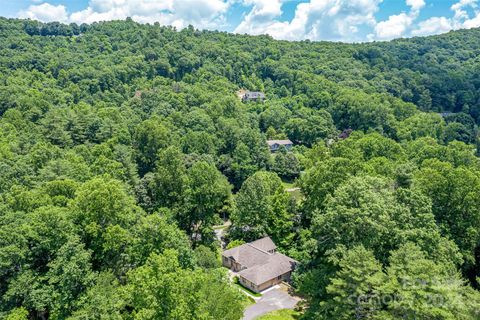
[338,129,352,139]
[439,112,454,118]
[267,139,293,152]
[239,90,266,102]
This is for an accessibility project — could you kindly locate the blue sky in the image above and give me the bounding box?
[1,0,480,42]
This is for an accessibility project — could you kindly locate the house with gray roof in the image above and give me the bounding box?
[222,237,297,293]
[241,91,266,102]
[267,139,293,152]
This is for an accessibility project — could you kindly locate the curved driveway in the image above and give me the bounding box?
[242,286,300,320]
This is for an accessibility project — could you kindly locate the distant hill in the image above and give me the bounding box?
[1,18,479,121]
[1,18,480,320]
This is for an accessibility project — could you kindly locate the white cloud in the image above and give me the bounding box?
[375,13,413,39]
[451,0,477,20]
[19,3,68,23]
[411,16,453,36]
[373,0,426,40]
[451,0,480,28]
[71,0,229,29]
[240,0,283,18]
[409,0,480,38]
[20,0,229,30]
[236,0,382,42]
[462,12,480,27]
[406,0,426,12]
[235,0,284,35]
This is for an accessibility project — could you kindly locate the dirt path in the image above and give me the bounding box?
[213,220,231,248]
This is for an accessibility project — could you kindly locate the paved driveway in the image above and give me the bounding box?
[243,286,300,320]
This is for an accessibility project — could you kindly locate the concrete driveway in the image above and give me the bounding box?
[243,286,300,320]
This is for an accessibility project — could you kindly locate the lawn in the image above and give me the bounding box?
[288,188,302,202]
[212,224,229,230]
[282,181,296,189]
[256,309,301,320]
[282,180,303,202]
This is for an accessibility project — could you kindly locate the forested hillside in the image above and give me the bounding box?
[0,17,480,319]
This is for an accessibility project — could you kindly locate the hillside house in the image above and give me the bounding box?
[267,139,293,152]
[222,237,297,293]
[338,128,352,139]
[238,90,266,102]
[439,112,454,117]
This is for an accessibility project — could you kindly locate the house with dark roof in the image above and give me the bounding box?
[338,128,352,140]
[222,237,297,293]
[267,139,293,152]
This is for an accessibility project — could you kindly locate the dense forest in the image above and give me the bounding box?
[1,17,480,319]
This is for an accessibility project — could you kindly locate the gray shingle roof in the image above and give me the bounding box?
[249,237,277,252]
[222,243,269,269]
[244,91,265,99]
[238,253,296,285]
[266,139,293,147]
[222,236,297,286]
